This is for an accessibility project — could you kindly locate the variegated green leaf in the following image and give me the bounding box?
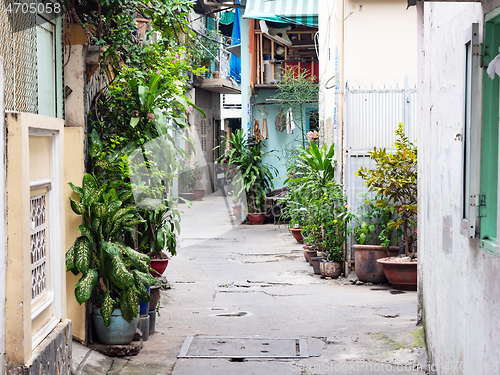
[91,251,101,269]
[123,258,134,269]
[92,217,101,233]
[111,207,135,223]
[107,200,122,218]
[75,237,91,274]
[82,173,97,203]
[87,184,107,207]
[100,291,116,328]
[133,269,157,287]
[91,202,108,220]
[120,286,139,322]
[104,189,119,204]
[75,269,97,304]
[119,190,133,203]
[78,225,94,245]
[94,159,115,171]
[70,198,85,215]
[134,273,150,303]
[104,243,134,289]
[123,220,144,227]
[68,182,84,199]
[65,244,76,272]
[89,129,103,159]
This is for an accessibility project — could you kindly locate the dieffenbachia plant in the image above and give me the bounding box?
[65,173,156,327]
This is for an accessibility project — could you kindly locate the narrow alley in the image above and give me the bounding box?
[74,192,427,375]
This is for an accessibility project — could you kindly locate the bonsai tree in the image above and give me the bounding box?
[357,123,417,259]
[65,174,157,327]
[291,142,349,260]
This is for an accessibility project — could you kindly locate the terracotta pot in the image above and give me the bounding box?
[303,245,312,260]
[149,258,170,277]
[193,189,205,200]
[310,256,321,275]
[233,205,242,218]
[354,245,400,283]
[290,227,304,244]
[247,213,265,225]
[304,249,317,264]
[320,260,342,279]
[377,257,417,291]
[212,71,220,78]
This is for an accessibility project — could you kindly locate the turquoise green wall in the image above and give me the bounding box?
[251,89,317,189]
[481,20,500,241]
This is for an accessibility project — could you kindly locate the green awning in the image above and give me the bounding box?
[243,0,318,28]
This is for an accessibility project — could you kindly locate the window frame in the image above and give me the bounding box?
[461,23,482,239]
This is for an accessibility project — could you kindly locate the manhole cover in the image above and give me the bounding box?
[177,337,308,359]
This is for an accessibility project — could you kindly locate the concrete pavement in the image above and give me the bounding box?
[74,191,428,374]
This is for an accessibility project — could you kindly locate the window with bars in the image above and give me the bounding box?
[30,193,47,301]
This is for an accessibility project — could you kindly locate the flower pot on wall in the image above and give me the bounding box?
[290,227,304,244]
[92,307,139,345]
[247,213,265,225]
[377,257,417,291]
[320,260,342,279]
[354,245,400,283]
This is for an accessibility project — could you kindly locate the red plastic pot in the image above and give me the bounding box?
[247,213,265,225]
[290,227,304,244]
[354,245,400,283]
[377,257,417,291]
[149,258,170,277]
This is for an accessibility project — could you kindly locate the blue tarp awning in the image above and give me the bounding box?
[243,0,318,29]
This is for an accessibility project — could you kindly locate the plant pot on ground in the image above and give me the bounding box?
[310,256,321,275]
[92,307,139,345]
[290,227,304,243]
[215,129,277,226]
[357,123,418,290]
[65,174,156,345]
[348,196,400,283]
[377,257,417,290]
[320,260,342,279]
[233,204,242,218]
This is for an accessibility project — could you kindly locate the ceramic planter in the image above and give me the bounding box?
[290,227,304,243]
[139,285,150,315]
[193,189,205,200]
[310,256,321,275]
[320,260,342,279]
[92,307,138,345]
[179,192,194,201]
[247,213,265,224]
[377,257,417,291]
[354,245,400,283]
[149,285,161,312]
[303,245,312,261]
[304,248,317,264]
[149,258,170,277]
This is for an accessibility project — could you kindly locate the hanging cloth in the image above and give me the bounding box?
[253,119,263,142]
[286,108,295,134]
[275,108,286,132]
[261,118,269,140]
[488,47,500,79]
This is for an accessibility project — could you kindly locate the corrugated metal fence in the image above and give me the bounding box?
[344,76,417,263]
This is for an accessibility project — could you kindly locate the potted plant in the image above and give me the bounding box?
[357,123,417,290]
[292,142,349,277]
[65,174,157,345]
[348,196,400,283]
[179,162,203,201]
[217,129,277,224]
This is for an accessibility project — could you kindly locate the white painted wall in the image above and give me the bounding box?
[418,3,500,373]
[344,0,417,86]
[0,56,6,375]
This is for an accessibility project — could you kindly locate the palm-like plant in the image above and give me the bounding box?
[65,173,157,327]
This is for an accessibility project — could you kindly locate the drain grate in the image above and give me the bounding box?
[177,337,309,359]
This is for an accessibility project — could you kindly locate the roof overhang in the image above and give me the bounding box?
[194,0,244,16]
[200,78,241,94]
[407,0,480,8]
[243,0,318,28]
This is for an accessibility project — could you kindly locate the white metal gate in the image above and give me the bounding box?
[344,76,417,264]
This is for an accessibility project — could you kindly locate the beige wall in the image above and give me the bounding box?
[343,0,417,85]
[5,113,65,369]
[64,127,86,342]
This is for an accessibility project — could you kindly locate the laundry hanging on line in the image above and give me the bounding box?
[286,108,295,134]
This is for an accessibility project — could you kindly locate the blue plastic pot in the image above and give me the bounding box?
[139,286,150,316]
[92,307,138,345]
